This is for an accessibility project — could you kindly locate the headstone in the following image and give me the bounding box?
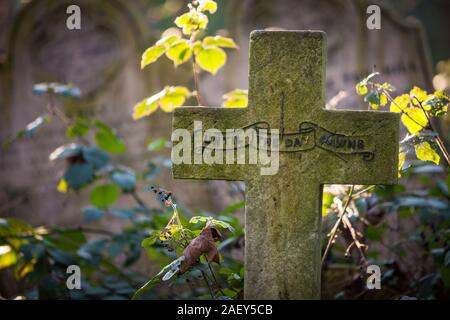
[171,31,399,299]
[0,0,220,228]
[205,0,433,109]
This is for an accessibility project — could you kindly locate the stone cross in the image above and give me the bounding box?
[171,31,399,299]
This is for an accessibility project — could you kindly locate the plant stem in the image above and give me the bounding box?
[192,56,204,106]
[201,270,215,299]
[322,185,355,266]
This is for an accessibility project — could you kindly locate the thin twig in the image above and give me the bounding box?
[322,185,355,266]
[201,270,215,299]
[192,56,204,106]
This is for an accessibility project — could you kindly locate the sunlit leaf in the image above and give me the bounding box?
[322,192,334,216]
[174,10,208,35]
[401,107,428,134]
[166,39,192,66]
[398,151,406,177]
[141,45,165,69]
[355,82,368,95]
[390,94,410,113]
[156,35,179,46]
[57,178,68,193]
[203,35,238,48]
[409,86,431,106]
[414,141,440,165]
[222,89,248,108]
[196,46,226,74]
[198,0,217,13]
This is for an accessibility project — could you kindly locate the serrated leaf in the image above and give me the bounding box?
[390,94,410,113]
[414,141,440,165]
[196,46,226,74]
[141,45,165,69]
[401,107,428,134]
[90,184,120,209]
[166,40,192,66]
[203,35,238,48]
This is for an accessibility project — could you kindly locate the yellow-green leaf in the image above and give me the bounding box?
[198,0,217,13]
[203,36,238,48]
[380,93,388,106]
[132,93,161,120]
[409,86,430,105]
[141,45,165,69]
[355,82,368,95]
[414,141,440,165]
[166,40,192,66]
[390,94,410,113]
[174,11,208,35]
[196,46,226,74]
[159,86,190,112]
[222,89,248,108]
[401,107,428,134]
[321,192,334,216]
[156,35,179,46]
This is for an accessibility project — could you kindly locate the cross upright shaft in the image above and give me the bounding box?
[172,31,399,299]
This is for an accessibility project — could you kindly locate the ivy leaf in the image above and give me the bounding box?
[401,107,428,134]
[141,45,165,69]
[196,46,226,74]
[198,0,217,13]
[95,121,126,155]
[222,89,248,108]
[203,35,238,48]
[174,10,208,35]
[90,184,120,209]
[166,39,192,66]
[414,141,440,165]
[390,94,410,113]
[83,207,105,222]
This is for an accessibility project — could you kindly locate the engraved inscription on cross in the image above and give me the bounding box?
[171,31,399,299]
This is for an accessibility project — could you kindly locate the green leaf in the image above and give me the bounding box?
[64,163,95,191]
[321,192,334,216]
[156,35,179,46]
[141,236,157,248]
[82,207,105,222]
[90,184,120,209]
[196,46,226,74]
[203,35,238,48]
[49,143,82,161]
[66,115,90,138]
[95,121,126,155]
[82,147,110,170]
[166,39,192,66]
[401,107,428,134]
[141,45,165,69]
[147,137,168,151]
[197,0,217,13]
[222,89,248,108]
[414,141,440,165]
[0,247,17,269]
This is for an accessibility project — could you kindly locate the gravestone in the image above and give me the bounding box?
[203,0,433,109]
[172,31,399,299]
[0,0,217,228]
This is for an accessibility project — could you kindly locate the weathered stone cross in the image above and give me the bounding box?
[171,31,399,299]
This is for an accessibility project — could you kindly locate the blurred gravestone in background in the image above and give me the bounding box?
[0,0,217,227]
[211,0,434,110]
